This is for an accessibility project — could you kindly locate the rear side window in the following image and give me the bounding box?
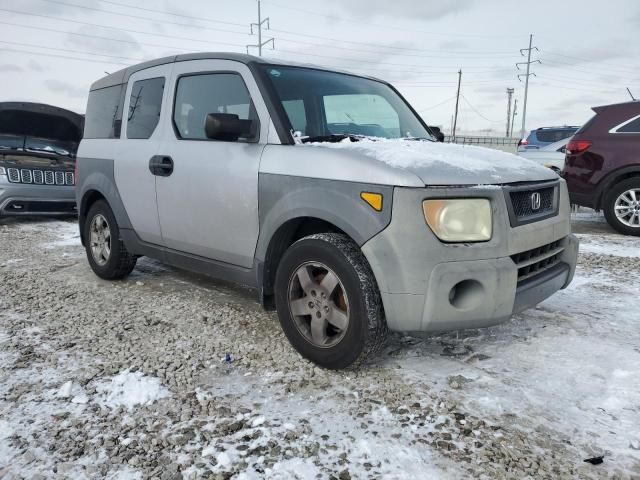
[535,129,576,143]
[173,73,257,140]
[617,115,640,133]
[84,84,124,139]
[127,77,165,139]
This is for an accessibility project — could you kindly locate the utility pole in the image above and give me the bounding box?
[510,98,518,139]
[452,69,462,141]
[506,88,514,137]
[516,34,540,138]
[246,0,274,56]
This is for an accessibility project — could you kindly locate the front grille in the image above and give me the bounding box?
[505,182,559,226]
[511,238,565,283]
[5,167,75,186]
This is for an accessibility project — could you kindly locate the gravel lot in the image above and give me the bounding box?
[1,211,639,479]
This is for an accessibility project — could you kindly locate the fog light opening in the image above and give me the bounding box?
[449,280,485,310]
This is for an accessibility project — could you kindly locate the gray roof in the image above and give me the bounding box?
[90,52,381,90]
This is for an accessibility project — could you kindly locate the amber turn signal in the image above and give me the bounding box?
[360,192,383,212]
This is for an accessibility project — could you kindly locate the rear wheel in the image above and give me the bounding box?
[84,200,137,279]
[274,233,387,369]
[603,178,640,236]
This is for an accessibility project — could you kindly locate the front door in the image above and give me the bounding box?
[115,64,173,244]
[155,59,270,268]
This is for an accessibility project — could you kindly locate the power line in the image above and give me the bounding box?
[0,10,249,48]
[261,0,522,39]
[461,94,501,123]
[36,0,251,36]
[0,20,236,52]
[0,46,128,66]
[0,39,146,62]
[96,0,248,28]
[416,96,457,113]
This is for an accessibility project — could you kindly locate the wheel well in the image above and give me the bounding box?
[261,217,349,309]
[79,190,106,245]
[596,171,640,209]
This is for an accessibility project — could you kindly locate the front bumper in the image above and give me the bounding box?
[362,183,579,333]
[0,178,76,217]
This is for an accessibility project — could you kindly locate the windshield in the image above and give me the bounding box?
[261,65,433,142]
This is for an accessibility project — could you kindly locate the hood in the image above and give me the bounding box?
[0,102,84,156]
[309,138,558,186]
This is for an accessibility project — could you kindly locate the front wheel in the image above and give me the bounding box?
[274,233,388,369]
[603,178,640,236]
[84,200,137,279]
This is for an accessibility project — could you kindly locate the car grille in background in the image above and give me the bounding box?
[505,182,558,226]
[6,167,74,186]
[511,238,565,284]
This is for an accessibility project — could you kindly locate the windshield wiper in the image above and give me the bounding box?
[300,133,365,144]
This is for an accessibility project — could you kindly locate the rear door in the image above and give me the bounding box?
[115,64,172,245]
[154,59,270,268]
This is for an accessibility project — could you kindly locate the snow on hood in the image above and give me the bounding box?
[307,138,557,186]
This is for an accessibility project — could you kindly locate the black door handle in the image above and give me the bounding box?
[149,155,174,177]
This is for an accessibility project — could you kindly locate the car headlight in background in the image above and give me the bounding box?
[423,199,492,242]
[0,167,6,176]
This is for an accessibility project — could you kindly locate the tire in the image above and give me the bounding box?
[83,200,137,279]
[274,233,388,369]
[603,177,640,236]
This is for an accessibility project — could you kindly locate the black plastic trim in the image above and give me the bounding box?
[503,180,560,227]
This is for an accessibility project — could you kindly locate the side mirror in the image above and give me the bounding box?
[205,113,255,142]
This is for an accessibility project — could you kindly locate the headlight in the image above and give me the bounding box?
[423,199,492,242]
[0,167,5,175]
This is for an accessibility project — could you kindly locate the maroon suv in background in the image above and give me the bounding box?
[564,100,640,235]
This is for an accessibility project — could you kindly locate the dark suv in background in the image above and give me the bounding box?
[518,126,579,151]
[0,102,82,217]
[564,101,640,235]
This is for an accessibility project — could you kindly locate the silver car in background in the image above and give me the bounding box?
[518,138,570,172]
[0,102,82,217]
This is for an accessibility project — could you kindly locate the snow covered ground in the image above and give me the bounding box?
[0,213,639,479]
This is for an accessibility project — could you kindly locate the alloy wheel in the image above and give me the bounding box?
[89,214,112,266]
[614,188,640,227]
[287,262,350,348]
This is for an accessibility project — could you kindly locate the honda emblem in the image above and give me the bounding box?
[531,192,542,211]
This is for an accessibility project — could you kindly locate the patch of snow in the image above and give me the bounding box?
[250,415,265,427]
[105,467,143,480]
[306,137,545,175]
[263,457,322,479]
[95,370,170,410]
[577,232,640,257]
[39,221,81,249]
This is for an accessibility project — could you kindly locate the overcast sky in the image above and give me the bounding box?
[1,0,639,136]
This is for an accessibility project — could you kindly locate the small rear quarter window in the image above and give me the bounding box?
[84,84,125,139]
[617,115,640,133]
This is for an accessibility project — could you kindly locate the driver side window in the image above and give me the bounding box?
[173,73,257,141]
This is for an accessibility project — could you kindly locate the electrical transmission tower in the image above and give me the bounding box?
[246,0,274,56]
[506,88,514,137]
[516,34,540,138]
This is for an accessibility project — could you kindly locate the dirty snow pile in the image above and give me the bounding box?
[307,137,546,175]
